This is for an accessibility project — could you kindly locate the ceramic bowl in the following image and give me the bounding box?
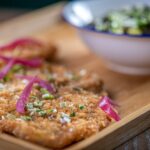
[63,0,150,75]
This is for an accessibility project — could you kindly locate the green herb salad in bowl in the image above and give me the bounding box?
[94,5,150,35]
[63,0,150,75]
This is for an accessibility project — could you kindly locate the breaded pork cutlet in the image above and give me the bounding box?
[0,38,118,149]
[0,63,112,149]
[0,38,57,60]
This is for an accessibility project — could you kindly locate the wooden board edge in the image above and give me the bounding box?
[65,103,150,150]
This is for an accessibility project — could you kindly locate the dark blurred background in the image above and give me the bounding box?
[0,0,66,9]
[0,0,70,22]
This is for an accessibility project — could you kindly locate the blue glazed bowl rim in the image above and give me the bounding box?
[62,2,150,39]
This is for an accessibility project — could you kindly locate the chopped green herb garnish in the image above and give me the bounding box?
[28,108,40,113]
[35,108,41,112]
[26,103,34,109]
[79,104,85,110]
[38,110,47,116]
[3,75,10,82]
[11,64,24,72]
[40,88,49,94]
[40,88,54,100]
[70,112,76,117]
[60,102,67,108]
[47,108,57,113]
[94,5,150,35]
[20,116,32,121]
[30,95,38,100]
[42,93,54,100]
[33,101,43,107]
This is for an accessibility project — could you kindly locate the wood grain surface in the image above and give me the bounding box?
[0,2,149,150]
[115,129,150,150]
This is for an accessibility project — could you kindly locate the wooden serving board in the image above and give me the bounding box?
[0,2,149,150]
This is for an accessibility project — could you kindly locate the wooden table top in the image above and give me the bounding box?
[0,2,149,150]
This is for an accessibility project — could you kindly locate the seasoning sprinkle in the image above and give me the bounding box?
[40,88,49,94]
[3,75,10,82]
[6,113,16,120]
[47,108,57,113]
[38,110,47,116]
[79,104,85,110]
[33,101,43,107]
[26,103,34,109]
[42,93,54,100]
[72,74,80,81]
[70,112,76,117]
[35,108,41,112]
[11,64,24,72]
[30,95,38,100]
[60,102,67,108]
[60,112,71,124]
[20,116,32,121]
